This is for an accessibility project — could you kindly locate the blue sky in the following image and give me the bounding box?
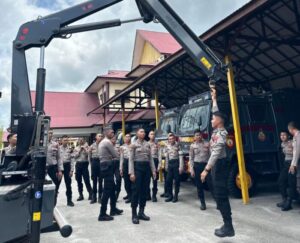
[0,0,250,129]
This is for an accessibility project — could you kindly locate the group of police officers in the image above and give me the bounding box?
[4,87,300,238]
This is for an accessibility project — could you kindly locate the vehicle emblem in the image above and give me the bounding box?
[258,129,266,142]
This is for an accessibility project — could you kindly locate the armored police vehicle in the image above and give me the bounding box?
[177,89,300,197]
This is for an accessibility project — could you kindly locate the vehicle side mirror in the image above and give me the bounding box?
[166,124,171,133]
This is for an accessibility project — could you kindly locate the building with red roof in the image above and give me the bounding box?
[37,30,180,137]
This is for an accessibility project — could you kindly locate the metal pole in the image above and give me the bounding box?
[154,87,163,182]
[121,99,126,140]
[225,55,249,204]
[35,47,46,113]
[154,88,160,129]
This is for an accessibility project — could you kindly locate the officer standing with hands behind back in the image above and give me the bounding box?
[201,86,235,238]
[164,134,183,203]
[98,128,123,221]
[189,129,211,210]
[60,135,75,207]
[120,133,132,204]
[89,133,104,204]
[129,128,156,224]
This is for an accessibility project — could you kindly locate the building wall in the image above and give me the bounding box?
[140,42,161,65]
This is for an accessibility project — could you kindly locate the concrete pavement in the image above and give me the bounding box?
[41,179,300,243]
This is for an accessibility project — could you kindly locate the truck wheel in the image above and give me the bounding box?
[227,163,256,198]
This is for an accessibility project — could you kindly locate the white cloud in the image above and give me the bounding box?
[0,0,249,129]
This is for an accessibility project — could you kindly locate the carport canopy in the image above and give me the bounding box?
[93,0,300,112]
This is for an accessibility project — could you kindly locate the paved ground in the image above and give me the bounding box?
[41,179,300,243]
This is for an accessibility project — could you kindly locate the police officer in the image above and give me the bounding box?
[98,128,123,221]
[149,131,159,202]
[111,135,122,201]
[201,87,234,238]
[46,130,63,206]
[89,133,104,204]
[60,135,75,207]
[288,122,300,202]
[164,134,183,203]
[189,129,211,210]
[74,138,92,201]
[129,128,156,224]
[4,133,17,156]
[276,131,296,211]
[120,133,132,203]
[159,139,169,198]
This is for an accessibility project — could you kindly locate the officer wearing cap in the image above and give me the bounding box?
[129,128,156,224]
[201,87,235,238]
[120,133,132,203]
[189,129,212,210]
[89,133,104,204]
[46,130,63,206]
[60,135,75,207]
[164,134,184,203]
[98,127,123,221]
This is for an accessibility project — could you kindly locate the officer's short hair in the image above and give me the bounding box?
[62,135,68,139]
[168,132,174,137]
[103,126,113,133]
[194,129,201,135]
[169,134,175,139]
[280,131,289,135]
[7,133,16,142]
[288,121,299,130]
[137,128,145,132]
[213,111,227,123]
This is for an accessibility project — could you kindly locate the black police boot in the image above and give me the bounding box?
[214,221,235,238]
[165,194,173,202]
[67,200,75,207]
[77,193,84,201]
[90,194,97,204]
[200,199,206,210]
[172,193,178,203]
[123,195,129,200]
[132,208,139,224]
[152,194,158,202]
[282,198,292,211]
[98,207,114,221]
[147,193,152,201]
[138,207,150,221]
[88,192,92,200]
[110,207,124,216]
[98,214,114,221]
[276,197,287,208]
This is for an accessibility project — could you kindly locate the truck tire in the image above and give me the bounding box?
[227,162,256,198]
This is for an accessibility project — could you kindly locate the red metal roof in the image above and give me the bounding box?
[31,91,101,128]
[100,70,129,79]
[137,30,181,54]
